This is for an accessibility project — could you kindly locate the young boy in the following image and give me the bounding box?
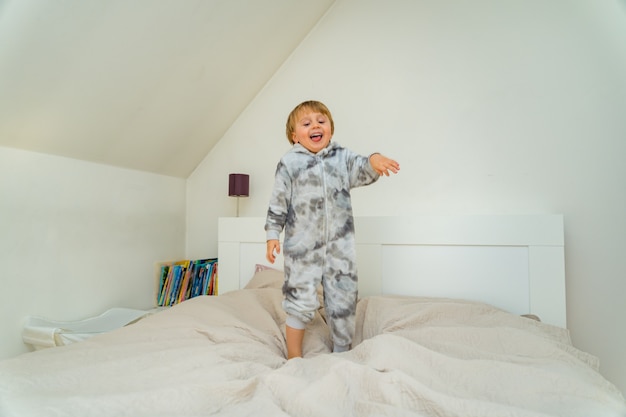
[265,100,399,359]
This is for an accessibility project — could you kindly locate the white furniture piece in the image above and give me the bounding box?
[218,215,566,328]
[22,308,151,350]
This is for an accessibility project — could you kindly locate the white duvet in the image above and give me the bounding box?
[1,283,624,417]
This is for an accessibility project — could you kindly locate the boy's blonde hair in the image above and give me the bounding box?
[285,100,335,145]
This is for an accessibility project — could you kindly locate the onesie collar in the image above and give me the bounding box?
[292,141,340,157]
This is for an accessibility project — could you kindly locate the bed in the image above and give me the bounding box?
[0,215,624,417]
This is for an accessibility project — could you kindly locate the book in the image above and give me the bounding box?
[176,262,195,304]
[168,265,182,306]
[208,262,218,295]
[157,265,170,305]
[157,265,175,306]
[203,262,215,296]
[190,264,204,298]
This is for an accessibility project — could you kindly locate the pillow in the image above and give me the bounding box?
[254,263,279,273]
[244,265,284,290]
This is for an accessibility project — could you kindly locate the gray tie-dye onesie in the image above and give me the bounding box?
[265,142,380,349]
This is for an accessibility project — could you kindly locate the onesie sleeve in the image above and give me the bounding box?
[345,149,380,188]
[265,160,291,241]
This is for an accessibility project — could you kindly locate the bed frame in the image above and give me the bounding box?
[217,215,566,328]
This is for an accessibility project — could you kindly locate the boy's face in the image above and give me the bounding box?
[291,109,332,154]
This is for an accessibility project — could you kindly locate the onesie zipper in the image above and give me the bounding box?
[318,155,330,247]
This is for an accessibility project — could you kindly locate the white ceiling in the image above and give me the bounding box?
[0,0,335,178]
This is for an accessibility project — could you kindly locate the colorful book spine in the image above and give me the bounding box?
[157,265,170,306]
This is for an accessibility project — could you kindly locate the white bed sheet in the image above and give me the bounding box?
[0,279,624,417]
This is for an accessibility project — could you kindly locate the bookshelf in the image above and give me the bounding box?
[155,258,218,307]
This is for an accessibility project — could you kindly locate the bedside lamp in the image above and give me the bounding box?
[228,173,249,217]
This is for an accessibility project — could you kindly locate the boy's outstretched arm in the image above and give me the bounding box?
[369,153,400,176]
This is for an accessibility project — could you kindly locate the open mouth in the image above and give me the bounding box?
[310,133,323,142]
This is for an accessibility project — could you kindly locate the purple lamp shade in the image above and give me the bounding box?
[228,174,249,197]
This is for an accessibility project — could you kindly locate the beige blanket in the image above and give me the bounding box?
[0,287,624,417]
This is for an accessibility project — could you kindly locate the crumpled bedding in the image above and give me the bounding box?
[0,287,624,417]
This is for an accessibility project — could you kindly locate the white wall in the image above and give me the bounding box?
[0,146,186,360]
[188,0,626,394]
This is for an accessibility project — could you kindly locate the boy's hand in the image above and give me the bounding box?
[370,153,400,176]
[266,240,281,264]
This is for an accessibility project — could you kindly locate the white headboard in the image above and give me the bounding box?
[217,215,566,328]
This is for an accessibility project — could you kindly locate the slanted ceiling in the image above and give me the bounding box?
[0,0,335,178]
